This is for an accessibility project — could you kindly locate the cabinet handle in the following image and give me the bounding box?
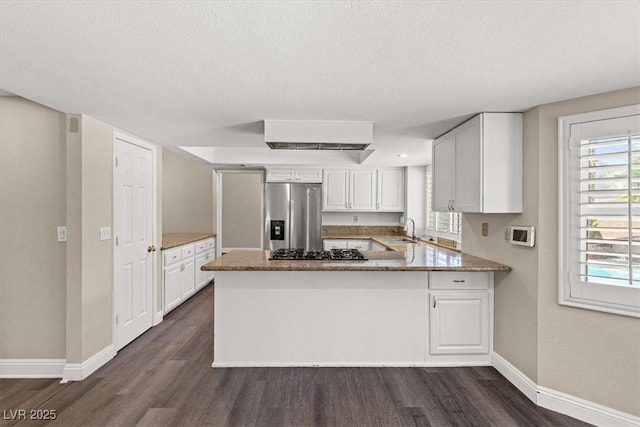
[433,298,437,308]
[180,263,185,271]
[453,280,465,283]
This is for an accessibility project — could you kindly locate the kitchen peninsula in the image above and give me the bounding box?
[202,239,510,368]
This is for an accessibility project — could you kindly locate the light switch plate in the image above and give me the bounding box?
[100,226,111,241]
[57,226,67,242]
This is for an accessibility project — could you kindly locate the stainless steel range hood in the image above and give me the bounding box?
[264,120,372,150]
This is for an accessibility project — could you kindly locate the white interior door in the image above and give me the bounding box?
[114,138,154,350]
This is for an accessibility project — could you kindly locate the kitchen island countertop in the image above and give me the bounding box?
[202,239,509,272]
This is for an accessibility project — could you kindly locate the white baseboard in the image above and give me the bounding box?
[0,359,66,378]
[491,352,538,404]
[492,352,640,427]
[61,344,116,383]
[537,386,640,427]
[153,310,164,326]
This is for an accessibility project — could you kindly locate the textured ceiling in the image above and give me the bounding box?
[1,1,639,166]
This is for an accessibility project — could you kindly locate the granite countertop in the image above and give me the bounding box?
[202,236,510,272]
[162,232,216,250]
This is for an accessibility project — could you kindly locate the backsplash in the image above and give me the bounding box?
[322,225,405,237]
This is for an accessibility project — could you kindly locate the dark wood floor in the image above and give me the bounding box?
[0,284,590,427]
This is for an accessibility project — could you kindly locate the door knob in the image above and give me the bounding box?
[147,245,156,253]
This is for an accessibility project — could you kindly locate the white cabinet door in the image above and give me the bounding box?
[453,117,482,212]
[294,169,322,183]
[350,170,376,211]
[323,170,349,210]
[164,264,183,313]
[266,169,294,182]
[429,292,489,355]
[195,252,208,290]
[376,168,405,211]
[195,250,215,290]
[432,135,455,212]
[181,259,196,299]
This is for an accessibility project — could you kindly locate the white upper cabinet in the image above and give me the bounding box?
[323,168,405,212]
[266,168,322,183]
[266,168,295,182]
[349,170,376,211]
[376,168,405,211]
[323,169,349,210]
[294,169,323,183]
[432,113,522,213]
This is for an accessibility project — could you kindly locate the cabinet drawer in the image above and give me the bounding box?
[429,272,489,290]
[206,238,216,250]
[163,248,182,265]
[195,240,209,254]
[181,244,195,259]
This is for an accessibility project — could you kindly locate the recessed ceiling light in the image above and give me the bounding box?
[397,153,408,158]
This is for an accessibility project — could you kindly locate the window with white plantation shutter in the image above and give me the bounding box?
[559,106,640,317]
[424,165,461,237]
[580,134,639,286]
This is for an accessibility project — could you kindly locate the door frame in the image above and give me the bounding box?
[112,131,160,351]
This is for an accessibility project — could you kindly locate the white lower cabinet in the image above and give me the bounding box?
[429,292,489,354]
[427,272,491,358]
[164,261,184,313]
[162,237,216,314]
[195,249,215,291]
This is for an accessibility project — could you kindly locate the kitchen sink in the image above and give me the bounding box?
[383,238,417,244]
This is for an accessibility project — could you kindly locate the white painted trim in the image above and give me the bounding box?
[0,359,66,378]
[557,105,640,319]
[212,361,491,368]
[61,344,116,383]
[216,171,222,258]
[491,352,538,404]
[538,386,640,427]
[153,310,164,326]
[492,351,640,427]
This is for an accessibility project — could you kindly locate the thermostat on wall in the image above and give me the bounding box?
[509,225,535,247]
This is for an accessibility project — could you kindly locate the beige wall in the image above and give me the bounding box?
[162,149,215,233]
[0,97,67,359]
[65,115,115,363]
[79,116,114,360]
[221,172,262,249]
[463,87,640,415]
[463,106,541,381]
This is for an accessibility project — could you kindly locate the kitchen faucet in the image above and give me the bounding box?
[406,218,416,241]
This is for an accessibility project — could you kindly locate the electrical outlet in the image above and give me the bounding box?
[353,215,358,224]
[481,222,488,237]
[100,226,111,241]
[57,226,67,242]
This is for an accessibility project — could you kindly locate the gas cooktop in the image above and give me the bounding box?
[269,248,368,261]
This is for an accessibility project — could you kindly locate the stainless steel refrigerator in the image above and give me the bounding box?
[264,183,322,251]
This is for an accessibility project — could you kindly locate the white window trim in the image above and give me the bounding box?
[558,104,640,318]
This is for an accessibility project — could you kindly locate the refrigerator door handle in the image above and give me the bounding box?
[305,189,311,249]
[289,198,295,249]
